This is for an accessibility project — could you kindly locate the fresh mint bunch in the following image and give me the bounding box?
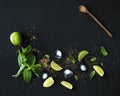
[12,45,42,83]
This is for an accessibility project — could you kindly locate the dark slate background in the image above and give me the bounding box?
[0,0,120,96]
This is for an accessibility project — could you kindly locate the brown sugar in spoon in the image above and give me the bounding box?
[79,5,113,38]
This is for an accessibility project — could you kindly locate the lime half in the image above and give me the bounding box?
[10,32,22,46]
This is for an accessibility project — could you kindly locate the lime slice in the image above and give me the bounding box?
[10,32,22,46]
[61,81,73,90]
[93,65,104,77]
[78,50,89,62]
[43,77,54,88]
[50,61,63,71]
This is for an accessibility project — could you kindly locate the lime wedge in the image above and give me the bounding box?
[61,81,73,90]
[43,77,54,88]
[78,50,89,62]
[93,65,104,77]
[50,61,63,71]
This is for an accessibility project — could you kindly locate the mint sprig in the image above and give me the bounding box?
[12,44,42,83]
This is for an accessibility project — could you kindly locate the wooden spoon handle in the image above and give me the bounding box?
[87,11,113,38]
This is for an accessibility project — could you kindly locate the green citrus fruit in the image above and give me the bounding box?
[43,77,54,88]
[93,65,104,77]
[10,32,22,46]
[50,61,63,71]
[61,81,73,90]
[78,50,89,62]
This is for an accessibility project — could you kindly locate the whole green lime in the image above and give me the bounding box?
[10,32,23,46]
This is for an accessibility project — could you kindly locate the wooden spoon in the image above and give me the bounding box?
[79,5,113,38]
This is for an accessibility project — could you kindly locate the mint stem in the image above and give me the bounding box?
[12,64,25,78]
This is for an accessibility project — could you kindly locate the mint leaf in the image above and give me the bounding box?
[74,75,78,81]
[44,54,50,59]
[23,68,32,83]
[101,62,104,66]
[89,70,96,80]
[26,54,36,65]
[18,50,27,66]
[68,55,76,64]
[31,64,42,77]
[18,53,22,66]
[42,63,48,68]
[91,57,97,62]
[22,44,32,56]
[101,46,108,56]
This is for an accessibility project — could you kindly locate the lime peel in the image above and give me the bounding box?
[78,50,89,62]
